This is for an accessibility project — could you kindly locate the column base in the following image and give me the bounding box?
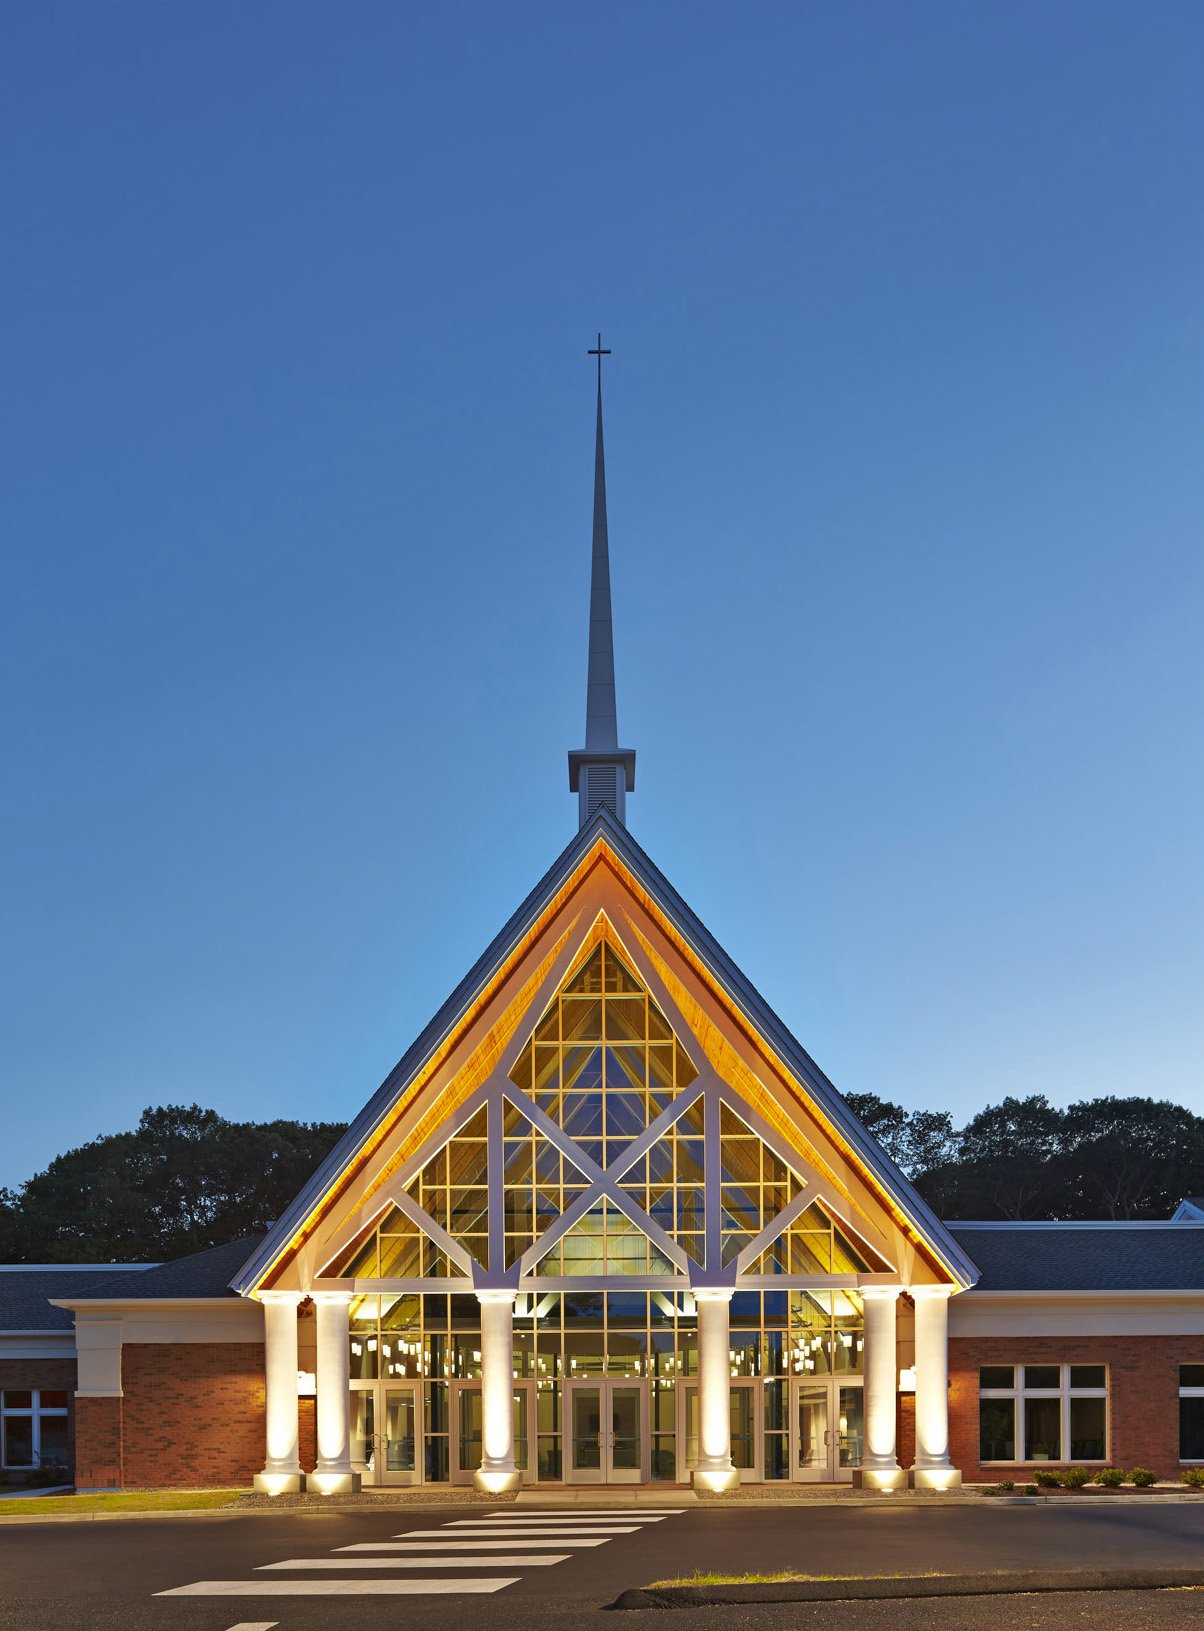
[473,1467,523,1493]
[693,1466,740,1493]
[852,1465,907,1491]
[909,1465,962,1490]
[253,1469,304,1495]
[307,1469,362,1495]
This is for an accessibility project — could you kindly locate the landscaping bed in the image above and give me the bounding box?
[984,1468,1204,1496]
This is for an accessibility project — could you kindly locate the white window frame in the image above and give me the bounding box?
[1178,1365,1204,1465]
[0,1388,69,1471]
[978,1363,1109,1466]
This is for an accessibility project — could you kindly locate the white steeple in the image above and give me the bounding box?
[568,335,636,827]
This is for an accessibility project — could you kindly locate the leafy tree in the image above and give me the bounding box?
[949,1095,1066,1218]
[844,1093,909,1163]
[1057,1097,1204,1219]
[0,1105,346,1263]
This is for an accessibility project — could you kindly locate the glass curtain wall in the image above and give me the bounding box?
[334,940,881,1484]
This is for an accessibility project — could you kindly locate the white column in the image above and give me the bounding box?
[475,1291,521,1492]
[910,1286,960,1489]
[310,1292,360,1494]
[693,1289,739,1492]
[254,1291,303,1494]
[854,1287,905,1489]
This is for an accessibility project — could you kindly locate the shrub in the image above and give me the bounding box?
[1095,1467,1125,1487]
[1059,1466,1091,1488]
[1128,1468,1157,1487]
[996,1479,1015,1491]
[1032,1469,1061,1488]
[1181,1468,1204,1490]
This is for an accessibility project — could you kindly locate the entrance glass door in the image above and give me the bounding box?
[352,1381,421,1485]
[792,1379,863,1481]
[450,1382,533,1485]
[682,1380,761,1482]
[566,1379,646,1483]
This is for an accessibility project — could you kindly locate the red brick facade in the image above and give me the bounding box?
[65,1329,1204,1489]
[950,1333,1204,1482]
[71,1344,317,1490]
[120,1343,268,1488]
[75,1395,122,1489]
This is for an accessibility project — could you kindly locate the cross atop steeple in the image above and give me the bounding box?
[587,332,611,392]
[568,337,636,828]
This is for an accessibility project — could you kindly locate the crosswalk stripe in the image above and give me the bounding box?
[157,1580,517,1597]
[257,1555,570,1570]
[485,1510,682,1518]
[475,1514,668,1523]
[348,1538,611,1550]
[437,1513,639,1526]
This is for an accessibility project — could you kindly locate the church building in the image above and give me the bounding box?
[2,358,1202,1494]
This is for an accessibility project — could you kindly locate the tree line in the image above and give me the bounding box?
[846,1092,1204,1221]
[1,1091,1201,1263]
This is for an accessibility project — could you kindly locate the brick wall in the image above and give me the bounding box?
[121,1343,268,1488]
[0,1358,79,1482]
[896,1390,915,1470]
[950,1333,1204,1482]
[75,1396,122,1489]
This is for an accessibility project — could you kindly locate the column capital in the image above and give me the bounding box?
[692,1287,734,1305]
[259,1290,304,1308]
[860,1284,903,1302]
[309,1289,353,1307]
[475,1288,518,1307]
[908,1284,954,1300]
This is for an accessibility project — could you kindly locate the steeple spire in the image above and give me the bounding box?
[568,335,636,828]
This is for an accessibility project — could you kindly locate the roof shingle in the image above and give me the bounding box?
[948,1224,1204,1292]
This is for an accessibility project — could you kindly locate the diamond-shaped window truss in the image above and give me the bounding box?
[718,1101,807,1266]
[327,1204,470,1280]
[325,937,890,1287]
[509,943,698,1170]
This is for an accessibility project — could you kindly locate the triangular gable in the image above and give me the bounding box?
[234,810,979,1296]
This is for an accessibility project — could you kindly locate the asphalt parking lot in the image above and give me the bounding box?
[3,1501,1204,1631]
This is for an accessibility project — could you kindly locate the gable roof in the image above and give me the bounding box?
[949,1223,1204,1292]
[0,1265,154,1332]
[53,1238,265,1304]
[234,810,979,1294]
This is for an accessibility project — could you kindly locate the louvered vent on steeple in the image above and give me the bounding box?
[584,763,623,822]
[568,334,636,830]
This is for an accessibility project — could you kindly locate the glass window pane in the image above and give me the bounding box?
[1023,1365,1060,1390]
[39,1391,69,1411]
[979,1365,1014,1390]
[1181,1365,1204,1390]
[1069,1365,1106,1390]
[1069,1396,1106,1460]
[1181,1396,1204,1461]
[3,1392,32,1411]
[980,1397,1015,1461]
[2,1419,33,1467]
[1024,1396,1061,1461]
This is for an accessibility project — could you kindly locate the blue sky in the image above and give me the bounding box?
[2,2,1201,1188]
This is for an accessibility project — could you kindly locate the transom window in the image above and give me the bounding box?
[1180,1364,1204,1463]
[1,1389,68,1471]
[978,1363,1108,1464]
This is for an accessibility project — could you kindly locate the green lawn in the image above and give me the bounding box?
[0,1489,246,1517]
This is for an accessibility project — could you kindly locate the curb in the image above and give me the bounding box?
[612,1567,1204,1608]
